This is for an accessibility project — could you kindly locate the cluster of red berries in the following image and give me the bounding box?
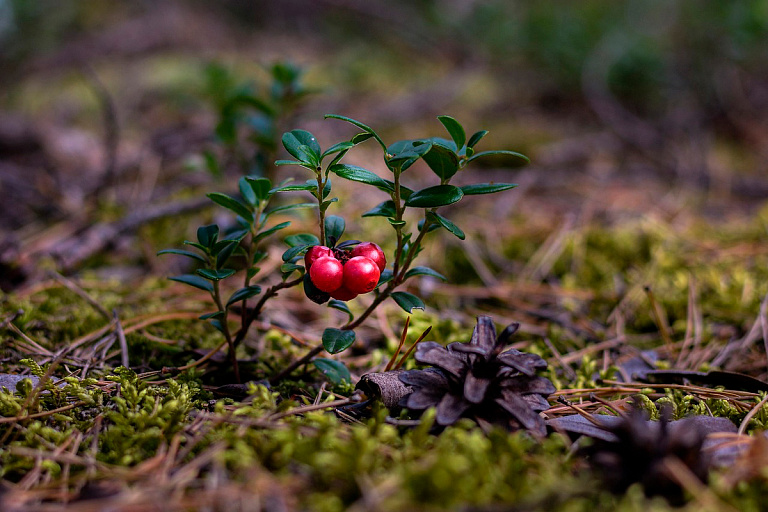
[304,242,386,302]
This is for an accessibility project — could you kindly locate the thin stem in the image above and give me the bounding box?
[270,343,324,383]
[391,168,404,277]
[212,280,240,383]
[233,276,304,347]
[316,172,326,245]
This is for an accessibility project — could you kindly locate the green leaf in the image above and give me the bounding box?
[351,132,374,145]
[226,285,262,307]
[199,311,225,320]
[252,251,267,264]
[386,139,432,171]
[284,233,319,247]
[325,215,345,246]
[313,359,351,385]
[296,144,319,167]
[215,241,238,269]
[239,176,257,206]
[169,274,213,292]
[321,198,338,211]
[329,164,388,188]
[264,202,317,219]
[391,291,425,313]
[467,130,489,148]
[282,129,321,162]
[322,328,356,354]
[467,150,529,164]
[437,115,466,150]
[427,212,465,240]
[422,138,460,180]
[328,299,353,323]
[197,225,219,248]
[157,249,206,264]
[183,241,209,253]
[245,177,273,200]
[376,269,394,288]
[254,221,291,243]
[322,177,332,199]
[202,150,222,178]
[207,193,253,224]
[196,268,236,281]
[324,114,386,150]
[321,141,354,161]
[270,181,318,193]
[210,319,225,334]
[362,200,397,218]
[282,244,310,262]
[405,185,463,208]
[275,159,313,169]
[387,218,406,227]
[460,183,518,195]
[280,263,304,276]
[404,266,447,281]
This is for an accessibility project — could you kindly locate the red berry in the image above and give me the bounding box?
[351,242,386,272]
[330,285,358,301]
[309,256,344,292]
[343,256,381,294]
[304,245,333,270]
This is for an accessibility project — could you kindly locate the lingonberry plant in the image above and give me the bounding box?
[160,114,527,383]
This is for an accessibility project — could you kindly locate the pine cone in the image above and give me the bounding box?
[585,407,709,505]
[398,316,555,436]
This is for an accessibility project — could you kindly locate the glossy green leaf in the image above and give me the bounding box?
[460,183,518,195]
[422,138,460,180]
[329,164,388,188]
[169,274,213,292]
[226,285,262,307]
[362,200,397,218]
[467,150,529,164]
[282,129,321,162]
[405,185,463,208]
[387,218,406,227]
[376,269,394,288]
[437,115,466,150]
[467,130,489,148]
[391,291,425,313]
[325,215,345,246]
[328,299,353,323]
[270,181,318,193]
[404,266,447,281]
[196,268,236,281]
[275,159,312,169]
[280,263,304,277]
[321,141,354,161]
[324,114,386,150]
[245,177,273,200]
[285,233,320,247]
[282,244,310,262]
[322,328,356,354]
[386,139,432,171]
[156,249,206,264]
[427,212,465,240]
[264,202,317,219]
[183,241,209,253]
[199,311,225,320]
[239,176,257,206]
[313,358,351,384]
[254,221,291,243]
[207,193,253,223]
[197,224,219,248]
[215,241,238,269]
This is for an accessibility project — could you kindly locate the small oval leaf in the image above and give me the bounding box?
[325,215,345,246]
[328,299,354,323]
[196,268,236,281]
[460,183,518,195]
[404,266,447,281]
[207,193,253,223]
[322,328,356,354]
[428,212,465,240]
[157,249,207,263]
[313,358,351,385]
[169,274,214,292]
[226,285,262,307]
[391,291,425,313]
[405,185,463,208]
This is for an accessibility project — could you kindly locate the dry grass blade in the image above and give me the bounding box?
[737,394,768,435]
[385,316,410,372]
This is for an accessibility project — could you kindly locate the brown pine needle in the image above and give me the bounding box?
[385,316,410,372]
[395,325,432,370]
